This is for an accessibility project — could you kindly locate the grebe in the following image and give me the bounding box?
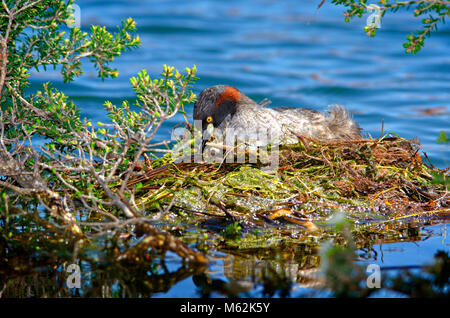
[193,85,361,149]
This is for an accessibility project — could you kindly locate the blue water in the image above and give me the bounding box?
[28,0,450,297]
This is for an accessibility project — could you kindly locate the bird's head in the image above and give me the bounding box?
[193,85,241,130]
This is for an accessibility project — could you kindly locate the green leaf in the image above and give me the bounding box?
[431,171,449,186]
[437,131,450,144]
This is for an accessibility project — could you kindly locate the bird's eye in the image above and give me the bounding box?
[206,116,213,123]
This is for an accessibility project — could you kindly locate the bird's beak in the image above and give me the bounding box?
[200,138,208,153]
[200,123,214,153]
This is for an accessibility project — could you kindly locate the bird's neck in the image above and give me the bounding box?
[235,94,260,112]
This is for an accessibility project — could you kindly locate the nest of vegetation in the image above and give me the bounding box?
[127,135,449,249]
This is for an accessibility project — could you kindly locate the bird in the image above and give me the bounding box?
[193,85,361,151]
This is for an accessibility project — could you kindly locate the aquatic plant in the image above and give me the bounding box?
[319,216,450,297]
[130,134,448,247]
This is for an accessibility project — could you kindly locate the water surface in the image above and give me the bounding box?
[27,0,450,297]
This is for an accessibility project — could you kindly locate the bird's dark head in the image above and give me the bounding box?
[193,85,241,130]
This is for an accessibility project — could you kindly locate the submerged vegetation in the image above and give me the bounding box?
[0,0,449,297]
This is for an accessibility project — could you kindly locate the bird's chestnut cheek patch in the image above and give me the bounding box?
[215,86,240,107]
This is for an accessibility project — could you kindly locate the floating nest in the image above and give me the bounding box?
[127,135,449,249]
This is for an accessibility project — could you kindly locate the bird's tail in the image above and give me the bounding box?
[325,105,361,139]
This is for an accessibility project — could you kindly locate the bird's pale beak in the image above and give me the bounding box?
[200,138,208,153]
[200,123,214,152]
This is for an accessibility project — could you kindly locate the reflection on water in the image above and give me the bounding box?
[2,223,448,297]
